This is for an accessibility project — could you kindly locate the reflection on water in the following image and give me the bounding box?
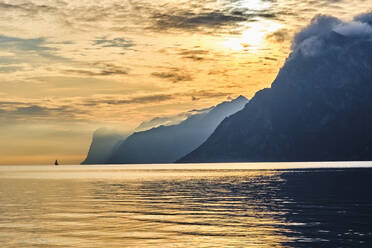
[0,164,372,247]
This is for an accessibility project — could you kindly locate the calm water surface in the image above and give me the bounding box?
[1,162,372,247]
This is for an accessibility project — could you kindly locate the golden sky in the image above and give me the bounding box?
[0,0,369,164]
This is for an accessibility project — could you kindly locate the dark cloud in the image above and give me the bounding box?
[81,90,230,108]
[208,68,229,76]
[264,56,278,61]
[152,68,193,83]
[14,105,48,116]
[151,10,277,33]
[158,47,217,61]
[153,11,246,30]
[0,89,231,124]
[0,56,21,65]
[93,37,135,49]
[0,102,83,120]
[266,29,291,42]
[0,101,28,107]
[355,12,372,26]
[178,48,210,61]
[82,94,174,107]
[62,62,129,77]
[64,68,128,76]
[105,94,173,105]
[188,90,231,99]
[0,66,23,73]
[291,13,372,57]
[0,1,280,36]
[0,2,57,16]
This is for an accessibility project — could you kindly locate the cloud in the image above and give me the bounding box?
[0,34,68,66]
[153,11,246,31]
[134,103,215,131]
[0,89,231,122]
[0,65,23,73]
[81,94,175,107]
[151,10,277,33]
[0,101,83,120]
[334,21,372,37]
[266,29,291,42]
[354,12,372,26]
[62,62,129,77]
[0,34,66,62]
[152,68,193,83]
[80,90,230,109]
[135,115,186,131]
[188,90,231,99]
[264,56,278,61]
[178,48,210,61]
[93,37,135,49]
[291,13,372,57]
[63,68,128,77]
[292,15,340,50]
[0,35,53,52]
[0,2,57,16]
[159,47,218,62]
[13,105,48,116]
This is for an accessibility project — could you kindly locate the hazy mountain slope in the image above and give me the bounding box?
[178,13,372,163]
[107,96,248,164]
[81,128,128,164]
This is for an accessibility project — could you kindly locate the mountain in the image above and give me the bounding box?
[107,96,248,164]
[81,128,128,164]
[134,115,188,132]
[178,13,372,163]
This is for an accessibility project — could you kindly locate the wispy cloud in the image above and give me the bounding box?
[152,72,192,83]
[61,62,129,77]
[0,2,58,16]
[0,34,69,68]
[152,11,248,32]
[0,100,83,120]
[93,37,135,49]
[0,65,23,73]
[266,29,291,42]
[177,48,210,61]
[0,35,53,52]
[81,94,175,107]
[152,67,193,83]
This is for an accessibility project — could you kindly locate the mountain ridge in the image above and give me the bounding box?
[107,96,248,164]
[178,13,372,163]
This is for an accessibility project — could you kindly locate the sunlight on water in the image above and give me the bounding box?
[0,162,372,247]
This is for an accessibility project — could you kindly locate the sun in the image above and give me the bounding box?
[223,20,282,52]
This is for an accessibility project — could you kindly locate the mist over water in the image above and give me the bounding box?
[1,163,372,247]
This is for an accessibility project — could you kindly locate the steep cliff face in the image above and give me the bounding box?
[178,14,372,163]
[107,96,248,164]
[81,128,127,164]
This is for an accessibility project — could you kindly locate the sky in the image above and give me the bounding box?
[0,0,369,165]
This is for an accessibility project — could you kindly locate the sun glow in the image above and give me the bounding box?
[238,0,272,11]
[223,21,282,52]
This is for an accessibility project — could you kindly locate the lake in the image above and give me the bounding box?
[1,162,372,247]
